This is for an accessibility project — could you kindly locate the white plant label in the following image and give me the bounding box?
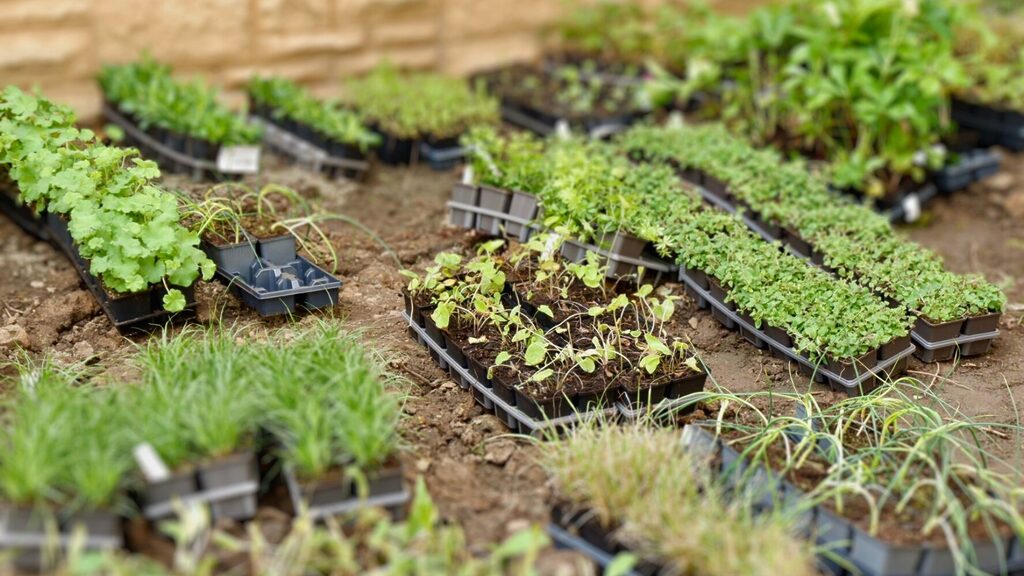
[554,119,572,141]
[134,443,170,482]
[902,193,921,223]
[217,146,261,174]
[462,165,474,185]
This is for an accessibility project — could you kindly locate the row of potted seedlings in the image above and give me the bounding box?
[677,388,1024,576]
[620,124,1006,363]
[461,129,917,393]
[475,62,650,139]
[0,86,213,328]
[953,17,1024,152]
[0,323,406,572]
[402,238,706,435]
[340,63,500,170]
[247,76,379,179]
[182,184,341,317]
[98,57,263,179]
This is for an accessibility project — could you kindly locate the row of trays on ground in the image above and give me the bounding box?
[0,189,341,326]
[550,423,1024,576]
[444,182,916,395]
[665,161,1001,365]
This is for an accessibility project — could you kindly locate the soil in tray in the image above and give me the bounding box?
[701,395,1018,549]
[481,64,645,123]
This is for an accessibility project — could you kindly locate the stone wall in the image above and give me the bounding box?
[0,0,761,122]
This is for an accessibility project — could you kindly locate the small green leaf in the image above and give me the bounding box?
[537,304,554,318]
[578,357,596,373]
[162,289,186,312]
[495,351,511,366]
[532,368,554,382]
[640,354,661,374]
[644,333,671,356]
[524,340,547,366]
[606,553,639,576]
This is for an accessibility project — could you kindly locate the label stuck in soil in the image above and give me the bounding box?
[217,146,262,174]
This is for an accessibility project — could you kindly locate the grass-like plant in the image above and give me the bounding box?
[540,423,815,575]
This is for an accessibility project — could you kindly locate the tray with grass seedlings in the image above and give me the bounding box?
[621,124,1004,364]
[0,360,130,573]
[475,63,649,139]
[540,424,817,576]
[261,325,407,521]
[457,128,679,284]
[0,87,213,329]
[678,387,1024,576]
[247,76,377,179]
[98,58,262,179]
[182,184,343,317]
[341,63,499,170]
[402,240,705,435]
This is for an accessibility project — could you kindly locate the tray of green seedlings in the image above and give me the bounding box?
[678,386,1024,576]
[402,238,706,435]
[453,128,677,284]
[182,184,342,317]
[619,124,1005,363]
[954,18,1024,152]
[247,76,379,179]
[98,57,262,179]
[0,360,129,573]
[474,63,649,139]
[0,87,212,329]
[539,423,816,576]
[259,324,407,521]
[341,63,499,170]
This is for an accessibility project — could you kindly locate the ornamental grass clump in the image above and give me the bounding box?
[540,423,815,576]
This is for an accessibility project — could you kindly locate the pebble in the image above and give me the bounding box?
[987,172,1015,192]
[29,280,44,289]
[0,325,30,349]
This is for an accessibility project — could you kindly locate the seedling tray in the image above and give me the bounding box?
[0,190,50,242]
[499,101,641,140]
[677,168,1002,364]
[211,255,341,317]
[419,141,467,171]
[103,103,261,180]
[373,131,463,171]
[0,507,122,572]
[282,465,408,522]
[447,183,677,284]
[952,98,1024,152]
[139,451,259,522]
[681,425,1024,576]
[249,116,369,180]
[677,267,914,395]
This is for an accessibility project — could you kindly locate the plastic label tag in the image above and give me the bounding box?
[134,443,170,482]
[666,111,685,130]
[217,146,261,174]
[462,165,474,185]
[902,193,921,223]
[554,119,572,141]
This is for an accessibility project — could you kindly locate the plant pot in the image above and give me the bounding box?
[449,183,480,229]
[63,508,122,540]
[679,166,702,186]
[442,333,468,368]
[703,173,729,198]
[962,312,1000,335]
[764,324,793,348]
[377,133,416,166]
[257,234,297,264]
[505,191,539,240]
[605,230,646,260]
[197,451,259,521]
[914,316,965,343]
[476,186,512,236]
[214,256,340,317]
[466,354,492,389]
[828,349,878,381]
[707,277,735,312]
[141,469,198,510]
[848,525,922,576]
[204,239,258,277]
[514,389,567,420]
[422,315,444,348]
[685,266,710,290]
[879,334,912,360]
[289,469,352,510]
[366,463,404,497]
[814,505,853,552]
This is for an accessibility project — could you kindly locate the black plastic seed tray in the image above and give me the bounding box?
[953,98,1024,152]
[447,183,677,284]
[677,267,914,395]
[213,256,341,317]
[678,168,1002,364]
[499,102,641,140]
[932,149,1002,194]
[681,425,1024,576]
[0,507,122,572]
[139,451,259,522]
[282,465,408,522]
[419,141,466,171]
[0,191,50,242]
[249,116,369,180]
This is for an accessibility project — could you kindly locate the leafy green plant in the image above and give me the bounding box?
[247,76,380,150]
[99,56,261,146]
[0,86,214,311]
[343,63,499,140]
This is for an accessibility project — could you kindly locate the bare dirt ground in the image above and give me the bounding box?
[1,150,1022,569]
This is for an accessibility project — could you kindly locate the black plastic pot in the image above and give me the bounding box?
[953,98,1024,152]
[962,312,1001,336]
[476,185,512,235]
[204,239,258,277]
[376,132,416,166]
[449,183,479,229]
[366,463,405,497]
[505,190,539,240]
[915,316,965,343]
[827,349,879,382]
[140,469,198,511]
[213,256,342,317]
[0,189,50,242]
[880,334,913,361]
[258,234,297,263]
[197,451,259,521]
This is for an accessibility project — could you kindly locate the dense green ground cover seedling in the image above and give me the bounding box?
[247,76,380,150]
[0,87,214,311]
[99,57,260,146]
[0,358,132,513]
[689,382,1024,574]
[463,128,910,363]
[619,124,1005,323]
[540,423,815,576]
[343,63,499,140]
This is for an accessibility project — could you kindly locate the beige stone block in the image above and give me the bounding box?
[373,18,438,46]
[0,0,90,27]
[224,57,334,87]
[259,29,365,58]
[0,29,92,74]
[442,0,562,39]
[92,0,252,67]
[441,32,541,76]
[257,0,333,31]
